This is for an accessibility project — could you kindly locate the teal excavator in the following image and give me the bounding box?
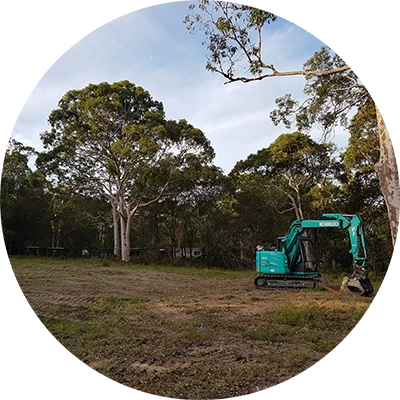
[254,214,374,296]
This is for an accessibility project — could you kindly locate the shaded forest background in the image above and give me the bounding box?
[1,123,392,273]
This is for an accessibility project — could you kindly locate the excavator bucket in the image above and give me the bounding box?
[345,278,373,296]
[344,278,364,295]
[344,265,374,297]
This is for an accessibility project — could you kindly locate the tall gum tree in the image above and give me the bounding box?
[231,132,335,220]
[37,80,214,262]
[185,1,399,246]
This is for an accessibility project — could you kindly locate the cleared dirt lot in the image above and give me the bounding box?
[10,257,374,399]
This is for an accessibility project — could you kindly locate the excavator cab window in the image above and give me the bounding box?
[292,237,319,273]
[276,237,285,252]
[300,238,318,272]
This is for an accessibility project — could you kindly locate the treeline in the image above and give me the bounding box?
[1,81,393,272]
[1,130,392,272]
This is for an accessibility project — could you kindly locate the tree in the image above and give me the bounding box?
[184,2,348,82]
[231,132,335,220]
[229,172,293,257]
[1,139,51,252]
[37,80,214,262]
[185,1,398,246]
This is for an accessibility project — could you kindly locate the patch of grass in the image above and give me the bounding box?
[96,259,113,267]
[317,341,337,353]
[300,327,321,343]
[42,316,110,343]
[182,328,215,343]
[95,295,149,312]
[282,351,313,370]
[272,306,327,329]
[125,262,255,279]
[246,363,267,379]
[242,305,367,350]
[240,351,314,388]
[8,255,254,279]
[160,343,185,357]
[47,304,98,322]
[243,324,289,342]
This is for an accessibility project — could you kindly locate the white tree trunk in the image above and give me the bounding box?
[120,215,130,262]
[112,201,120,259]
[375,106,399,247]
[124,213,133,262]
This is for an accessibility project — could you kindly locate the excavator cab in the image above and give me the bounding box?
[276,237,285,251]
[291,237,319,273]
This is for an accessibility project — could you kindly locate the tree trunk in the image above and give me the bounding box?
[51,220,55,249]
[56,224,61,248]
[112,201,120,259]
[239,240,244,260]
[375,106,399,247]
[120,215,129,262]
[124,210,132,262]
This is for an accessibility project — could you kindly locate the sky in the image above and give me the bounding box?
[10,1,334,174]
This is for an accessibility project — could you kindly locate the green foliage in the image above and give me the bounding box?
[271,46,369,137]
[231,132,336,220]
[184,1,276,79]
[343,98,380,171]
[1,139,51,252]
[37,81,214,196]
[35,80,215,261]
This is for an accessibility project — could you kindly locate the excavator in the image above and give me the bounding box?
[254,213,374,296]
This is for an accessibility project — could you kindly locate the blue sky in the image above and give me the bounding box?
[11,1,332,173]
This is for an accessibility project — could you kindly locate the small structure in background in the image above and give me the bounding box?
[174,247,204,259]
[25,246,71,257]
[25,246,41,256]
[128,247,206,260]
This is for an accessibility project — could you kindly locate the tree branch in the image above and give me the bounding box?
[220,65,351,84]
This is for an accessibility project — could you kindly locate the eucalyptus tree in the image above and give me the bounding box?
[37,80,214,262]
[231,132,335,220]
[185,1,398,246]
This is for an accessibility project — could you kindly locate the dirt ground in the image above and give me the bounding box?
[11,258,373,399]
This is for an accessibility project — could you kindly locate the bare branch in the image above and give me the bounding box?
[220,65,352,84]
[136,178,171,212]
[275,206,296,214]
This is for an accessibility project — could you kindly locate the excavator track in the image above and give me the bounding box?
[254,274,320,290]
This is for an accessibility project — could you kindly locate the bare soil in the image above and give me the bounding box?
[10,258,373,399]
